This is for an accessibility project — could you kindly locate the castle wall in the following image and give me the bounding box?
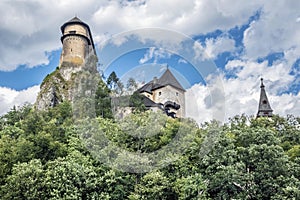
[64,24,89,38]
[59,24,92,66]
[140,91,153,100]
[60,35,88,65]
[153,85,185,118]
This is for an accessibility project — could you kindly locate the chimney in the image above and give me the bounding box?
[153,76,158,84]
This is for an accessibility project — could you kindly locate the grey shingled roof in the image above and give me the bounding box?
[155,68,185,91]
[68,16,82,23]
[137,80,155,94]
[137,68,185,93]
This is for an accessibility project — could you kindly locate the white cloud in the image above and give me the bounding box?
[0,0,261,71]
[193,36,236,61]
[0,85,40,115]
[204,36,236,59]
[186,83,213,123]
[139,47,155,64]
[0,0,298,71]
[243,1,300,61]
[0,0,299,120]
[178,58,187,64]
[186,75,300,124]
[186,56,300,124]
[139,47,171,64]
[0,0,104,71]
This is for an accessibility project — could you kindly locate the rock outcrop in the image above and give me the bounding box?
[35,55,98,111]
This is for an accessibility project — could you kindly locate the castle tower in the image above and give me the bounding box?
[257,78,273,117]
[137,68,186,118]
[59,16,96,66]
[36,17,98,110]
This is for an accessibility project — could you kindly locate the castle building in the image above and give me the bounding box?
[59,16,96,67]
[137,68,186,118]
[257,78,273,117]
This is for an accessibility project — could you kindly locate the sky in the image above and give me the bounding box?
[0,0,299,124]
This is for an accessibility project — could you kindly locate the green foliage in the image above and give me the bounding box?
[44,151,100,199]
[200,116,300,199]
[129,171,174,200]
[103,111,181,153]
[106,71,119,90]
[1,159,45,200]
[0,102,299,199]
[95,80,113,119]
[174,173,209,200]
[126,77,138,93]
[129,92,147,113]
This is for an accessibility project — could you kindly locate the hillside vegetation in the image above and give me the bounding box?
[0,101,299,199]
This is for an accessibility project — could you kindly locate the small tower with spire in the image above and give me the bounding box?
[257,78,273,117]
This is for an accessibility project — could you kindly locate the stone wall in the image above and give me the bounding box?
[59,23,91,66]
[63,24,89,37]
[152,85,185,118]
[60,35,88,66]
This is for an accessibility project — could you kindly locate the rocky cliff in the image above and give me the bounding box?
[35,55,99,111]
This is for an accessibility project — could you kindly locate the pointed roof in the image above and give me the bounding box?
[68,16,83,23]
[137,80,155,94]
[155,68,185,91]
[137,68,185,93]
[61,16,89,32]
[257,78,273,117]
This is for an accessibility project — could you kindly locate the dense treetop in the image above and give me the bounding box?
[0,87,299,199]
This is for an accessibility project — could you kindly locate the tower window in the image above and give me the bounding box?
[69,30,76,34]
[159,92,161,96]
[176,92,179,96]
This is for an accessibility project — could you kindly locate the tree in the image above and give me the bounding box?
[200,116,300,199]
[106,71,119,90]
[174,173,209,200]
[1,159,45,200]
[126,77,138,94]
[106,71,125,96]
[44,151,101,199]
[129,92,147,113]
[128,171,174,200]
[95,80,113,118]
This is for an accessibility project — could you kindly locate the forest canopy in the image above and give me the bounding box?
[0,100,299,199]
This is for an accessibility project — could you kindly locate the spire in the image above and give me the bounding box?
[257,78,273,117]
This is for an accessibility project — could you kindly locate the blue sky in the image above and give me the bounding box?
[0,0,299,123]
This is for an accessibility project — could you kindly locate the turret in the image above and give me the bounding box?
[257,78,273,117]
[59,16,96,66]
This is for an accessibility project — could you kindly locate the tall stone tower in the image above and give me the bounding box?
[257,78,273,117]
[36,17,98,110]
[59,16,96,66]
